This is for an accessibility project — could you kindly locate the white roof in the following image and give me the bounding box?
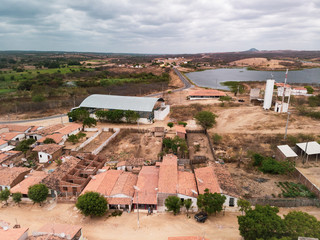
[296,141,320,155]
[0,145,15,152]
[79,94,163,112]
[277,145,298,158]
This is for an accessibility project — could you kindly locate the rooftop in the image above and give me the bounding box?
[0,227,29,240]
[175,125,186,134]
[11,171,48,195]
[277,145,298,158]
[38,133,64,144]
[55,123,82,135]
[0,124,31,132]
[32,124,64,136]
[0,132,23,141]
[33,144,63,155]
[194,166,220,194]
[0,151,23,165]
[133,166,159,205]
[188,89,227,97]
[177,171,198,197]
[0,139,8,146]
[158,154,178,194]
[296,141,320,155]
[79,94,164,112]
[35,223,82,240]
[0,167,30,187]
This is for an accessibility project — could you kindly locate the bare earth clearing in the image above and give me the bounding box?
[81,131,113,153]
[187,133,214,161]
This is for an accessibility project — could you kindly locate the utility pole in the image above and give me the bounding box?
[284,112,290,139]
[280,69,288,113]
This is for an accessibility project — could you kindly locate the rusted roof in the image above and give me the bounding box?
[33,144,63,155]
[175,125,186,134]
[11,171,48,195]
[188,89,227,97]
[133,166,159,205]
[194,166,221,194]
[158,154,178,194]
[55,123,82,135]
[0,167,30,187]
[38,133,64,144]
[178,171,198,197]
[36,223,82,239]
[0,228,29,240]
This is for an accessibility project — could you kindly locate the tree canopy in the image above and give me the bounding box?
[76,191,108,217]
[197,188,226,215]
[12,192,22,205]
[165,196,182,215]
[28,184,49,205]
[0,189,10,204]
[67,108,89,122]
[194,111,217,129]
[237,198,251,215]
[43,138,56,144]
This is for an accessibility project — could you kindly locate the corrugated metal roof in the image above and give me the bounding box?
[79,94,162,112]
[296,141,320,155]
[277,145,298,158]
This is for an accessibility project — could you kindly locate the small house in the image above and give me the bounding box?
[0,167,31,190]
[32,223,83,240]
[175,125,186,139]
[33,144,63,164]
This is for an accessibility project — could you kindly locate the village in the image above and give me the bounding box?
[0,64,320,240]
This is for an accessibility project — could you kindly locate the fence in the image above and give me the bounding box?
[92,128,120,155]
[248,198,320,207]
[72,128,102,152]
[294,168,320,199]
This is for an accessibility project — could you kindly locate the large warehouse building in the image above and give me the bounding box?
[78,94,170,124]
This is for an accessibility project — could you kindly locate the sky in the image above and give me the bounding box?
[0,0,319,54]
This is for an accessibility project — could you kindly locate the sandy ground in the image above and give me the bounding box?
[0,203,241,240]
[296,165,320,189]
[229,58,295,69]
[81,131,113,152]
[64,131,97,150]
[187,133,214,161]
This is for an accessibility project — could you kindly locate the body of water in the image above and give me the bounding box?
[186,68,320,90]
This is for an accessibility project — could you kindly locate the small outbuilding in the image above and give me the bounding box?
[175,125,186,139]
[277,145,298,161]
[296,141,320,162]
[188,89,227,100]
[33,144,63,164]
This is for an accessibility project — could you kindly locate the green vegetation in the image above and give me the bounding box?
[238,205,320,240]
[184,199,192,217]
[67,108,90,122]
[237,198,251,215]
[43,138,56,144]
[67,132,87,144]
[308,94,320,107]
[219,96,232,102]
[304,85,314,94]
[0,189,10,205]
[297,106,320,120]
[12,192,22,205]
[165,196,182,215]
[82,117,97,129]
[167,122,174,128]
[194,111,217,130]
[28,184,49,205]
[221,81,245,95]
[163,136,188,158]
[95,109,139,123]
[277,182,315,198]
[252,153,295,175]
[178,121,187,127]
[197,188,226,215]
[15,138,36,152]
[212,133,222,144]
[76,191,108,217]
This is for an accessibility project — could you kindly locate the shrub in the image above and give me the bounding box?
[12,192,22,205]
[178,121,187,127]
[212,133,222,144]
[43,138,56,144]
[28,184,49,205]
[167,122,174,128]
[304,86,314,94]
[76,192,108,217]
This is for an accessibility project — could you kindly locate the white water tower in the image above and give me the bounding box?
[263,79,275,110]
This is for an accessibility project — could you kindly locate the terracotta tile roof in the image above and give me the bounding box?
[117,161,127,167]
[126,157,146,167]
[0,151,23,166]
[0,227,29,240]
[0,167,31,187]
[178,171,198,197]
[29,126,41,132]
[36,223,82,239]
[38,133,64,144]
[133,166,159,205]
[211,163,239,197]
[28,235,65,240]
[82,170,122,196]
[168,237,209,240]
[11,171,48,195]
[175,125,186,134]
[110,171,138,197]
[194,166,221,194]
[42,156,80,191]
[0,132,24,141]
[158,154,178,194]
[188,89,227,97]
[33,144,63,155]
[0,139,8,146]
[33,124,64,136]
[55,123,82,135]
[275,83,291,88]
[107,197,132,205]
[0,124,31,132]
[294,87,307,90]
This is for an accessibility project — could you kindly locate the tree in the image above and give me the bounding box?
[67,108,89,122]
[76,192,108,217]
[43,138,56,144]
[184,199,192,217]
[76,132,86,140]
[82,117,97,130]
[167,122,174,128]
[67,134,79,144]
[15,138,36,152]
[165,196,182,215]
[12,192,22,205]
[238,205,286,240]
[124,110,139,123]
[304,86,314,94]
[283,211,320,239]
[194,111,217,130]
[197,189,226,215]
[28,184,49,205]
[0,189,10,205]
[237,198,251,215]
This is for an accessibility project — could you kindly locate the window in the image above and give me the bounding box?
[63,187,68,191]
[39,154,42,158]
[229,197,235,207]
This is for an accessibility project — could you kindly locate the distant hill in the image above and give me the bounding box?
[245,48,259,52]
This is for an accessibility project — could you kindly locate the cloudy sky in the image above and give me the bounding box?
[0,0,319,54]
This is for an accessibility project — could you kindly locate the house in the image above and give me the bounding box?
[31,223,83,240]
[175,125,186,139]
[0,139,8,150]
[194,165,239,207]
[55,123,82,138]
[37,133,65,145]
[42,154,105,197]
[78,94,170,124]
[11,171,48,198]
[276,145,298,161]
[33,144,63,164]
[0,132,25,142]
[0,150,24,167]
[81,170,138,211]
[188,89,227,100]
[0,124,32,134]
[133,166,159,211]
[177,171,198,211]
[292,87,308,95]
[27,124,64,141]
[0,167,31,190]
[116,161,127,171]
[0,227,29,240]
